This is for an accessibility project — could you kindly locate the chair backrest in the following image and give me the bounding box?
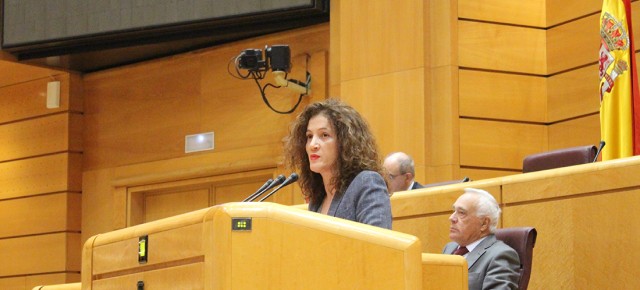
[522,145,597,173]
[423,176,470,188]
[494,227,537,290]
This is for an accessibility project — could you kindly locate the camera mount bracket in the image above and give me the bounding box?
[272,71,310,95]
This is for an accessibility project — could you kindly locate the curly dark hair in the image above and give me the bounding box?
[284,98,385,204]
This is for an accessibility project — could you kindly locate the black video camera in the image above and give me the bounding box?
[237,45,291,72]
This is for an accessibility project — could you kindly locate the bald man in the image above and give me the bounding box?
[383,152,423,194]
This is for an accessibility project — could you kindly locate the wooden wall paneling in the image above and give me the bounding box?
[144,188,210,223]
[458,21,546,74]
[0,153,82,199]
[68,113,84,152]
[459,119,547,170]
[428,66,459,170]
[0,273,80,290]
[0,113,72,161]
[0,233,81,277]
[329,0,341,97]
[0,60,60,88]
[547,65,599,122]
[0,73,72,124]
[83,25,329,172]
[546,14,598,74]
[340,69,425,177]
[548,114,601,150]
[68,73,84,113]
[459,70,547,122]
[458,0,545,27]
[125,168,274,226]
[82,55,203,170]
[546,0,601,27]
[81,168,117,243]
[338,0,424,82]
[0,193,80,239]
[429,0,458,68]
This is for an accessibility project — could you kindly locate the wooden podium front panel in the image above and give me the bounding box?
[91,263,203,290]
[205,203,423,290]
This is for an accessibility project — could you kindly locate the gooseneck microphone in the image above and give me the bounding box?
[593,140,606,163]
[242,178,273,202]
[258,173,299,202]
[244,174,286,202]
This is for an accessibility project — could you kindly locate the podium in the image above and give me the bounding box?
[76,202,466,289]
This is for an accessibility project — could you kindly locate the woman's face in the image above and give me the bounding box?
[306,114,338,178]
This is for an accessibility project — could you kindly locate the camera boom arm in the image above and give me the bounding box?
[272,71,310,95]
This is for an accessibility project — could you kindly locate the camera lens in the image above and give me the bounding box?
[238,49,263,70]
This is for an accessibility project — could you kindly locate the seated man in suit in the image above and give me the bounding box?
[443,188,520,290]
[383,152,423,194]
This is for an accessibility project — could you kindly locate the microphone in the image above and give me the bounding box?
[258,173,299,202]
[593,141,606,163]
[242,178,273,202]
[244,174,286,202]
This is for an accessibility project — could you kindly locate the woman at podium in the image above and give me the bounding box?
[285,98,392,229]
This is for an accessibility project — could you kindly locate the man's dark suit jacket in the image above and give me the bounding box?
[411,181,424,190]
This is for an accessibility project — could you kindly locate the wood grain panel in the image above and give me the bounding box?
[428,66,459,167]
[458,21,546,74]
[82,54,202,170]
[145,188,210,223]
[459,0,545,27]
[460,119,547,169]
[0,73,73,124]
[339,0,424,81]
[0,193,80,239]
[546,14,598,74]
[0,113,77,161]
[0,233,80,276]
[0,273,80,290]
[92,224,202,275]
[92,263,203,290]
[548,114,600,151]
[547,65,599,122]
[81,168,116,243]
[459,70,546,122]
[0,153,82,199]
[429,0,457,68]
[215,180,265,204]
[340,68,425,163]
[460,167,520,181]
[503,189,640,290]
[83,25,328,171]
[0,60,61,88]
[502,155,640,204]
[546,0,601,27]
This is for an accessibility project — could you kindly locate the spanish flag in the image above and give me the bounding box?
[599,0,640,160]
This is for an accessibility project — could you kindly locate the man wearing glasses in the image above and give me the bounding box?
[383,152,424,194]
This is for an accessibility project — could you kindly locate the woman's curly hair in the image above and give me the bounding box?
[285,98,385,204]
